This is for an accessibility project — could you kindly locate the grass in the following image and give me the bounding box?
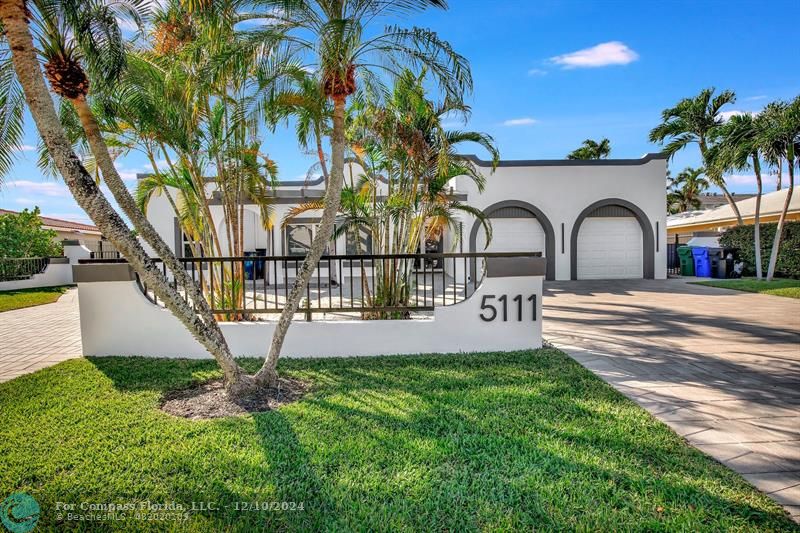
[0,285,70,312]
[692,278,800,299]
[0,351,796,531]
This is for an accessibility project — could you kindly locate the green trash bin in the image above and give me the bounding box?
[677,246,695,276]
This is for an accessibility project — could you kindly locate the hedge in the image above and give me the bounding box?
[719,221,800,278]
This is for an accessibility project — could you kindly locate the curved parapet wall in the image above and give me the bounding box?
[73,259,545,359]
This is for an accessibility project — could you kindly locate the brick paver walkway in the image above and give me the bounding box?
[543,278,800,522]
[0,288,81,383]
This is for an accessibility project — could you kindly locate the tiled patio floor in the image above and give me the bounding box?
[0,288,82,383]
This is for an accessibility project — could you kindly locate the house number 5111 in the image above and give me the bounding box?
[479,295,537,322]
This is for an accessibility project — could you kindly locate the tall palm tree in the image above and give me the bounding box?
[566,138,611,160]
[711,113,766,277]
[758,97,799,281]
[649,87,744,224]
[0,0,250,395]
[229,0,472,387]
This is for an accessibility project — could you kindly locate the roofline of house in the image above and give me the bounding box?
[460,152,668,168]
[135,153,668,188]
[667,210,800,231]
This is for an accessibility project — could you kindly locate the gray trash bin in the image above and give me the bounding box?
[708,247,724,278]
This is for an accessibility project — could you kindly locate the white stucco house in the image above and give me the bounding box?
[140,153,668,281]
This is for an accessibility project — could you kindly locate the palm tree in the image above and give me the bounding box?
[269,72,333,186]
[712,113,766,278]
[668,167,709,213]
[0,0,250,395]
[566,138,611,160]
[230,0,472,387]
[758,97,799,281]
[649,88,744,224]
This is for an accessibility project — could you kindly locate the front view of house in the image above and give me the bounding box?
[140,153,668,282]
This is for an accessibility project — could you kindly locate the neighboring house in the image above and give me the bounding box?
[667,188,800,243]
[0,208,103,246]
[697,192,755,211]
[141,153,668,281]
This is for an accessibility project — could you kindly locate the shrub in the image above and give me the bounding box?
[719,221,800,278]
[0,207,62,258]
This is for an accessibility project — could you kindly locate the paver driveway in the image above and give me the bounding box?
[0,288,81,383]
[543,278,800,522]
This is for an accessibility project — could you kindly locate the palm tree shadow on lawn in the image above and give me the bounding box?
[84,353,797,530]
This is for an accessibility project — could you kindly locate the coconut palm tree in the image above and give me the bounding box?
[758,97,799,281]
[649,88,744,224]
[222,0,473,387]
[566,138,611,160]
[711,113,766,278]
[0,0,252,396]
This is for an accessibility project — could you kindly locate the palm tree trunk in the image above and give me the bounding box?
[0,0,251,395]
[752,156,763,279]
[71,97,232,340]
[719,182,744,225]
[766,155,795,281]
[255,96,347,386]
[777,160,783,191]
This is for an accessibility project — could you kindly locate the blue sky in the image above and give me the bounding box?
[1,0,797,224]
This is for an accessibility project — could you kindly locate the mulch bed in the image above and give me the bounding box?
[161,377,308,420]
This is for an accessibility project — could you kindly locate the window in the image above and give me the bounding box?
[286,225,313,256]
[345,227,372,255]
[182,232,202,258]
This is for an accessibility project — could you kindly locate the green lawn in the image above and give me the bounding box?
[0,351,796,531]
[0,285,70,312]
[692,278,800,299]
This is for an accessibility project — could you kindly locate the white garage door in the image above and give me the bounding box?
[577,217,642,279]
[477,218,546,254]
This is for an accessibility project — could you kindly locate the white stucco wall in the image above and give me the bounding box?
[454,155,668,280]
[78,274,543,358]
[0,262,73,291]
[0,244,90,291]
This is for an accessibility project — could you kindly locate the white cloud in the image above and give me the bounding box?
[503,117,537,127]
[527,68,547,76]
[550,41,639,69]
[8,180,70,197]
[15,144,36,152]
[725,173,779,186]
[13,197,36,205]
[717,110,756,122]
[743,95,768,101]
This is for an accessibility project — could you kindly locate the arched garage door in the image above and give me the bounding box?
[571,199,655,280]
[476,215,546,255]
[469,201,556,280]
[577,215,642,279]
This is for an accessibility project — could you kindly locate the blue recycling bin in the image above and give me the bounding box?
[244,251,257,280]
[691,247,711,277]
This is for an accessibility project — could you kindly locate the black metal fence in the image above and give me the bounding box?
[88,241,122,259]
[82,252,541,320]
[0,257,50,282]
[667,242,681,276]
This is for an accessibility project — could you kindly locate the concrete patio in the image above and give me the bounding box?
[543,278,800,522]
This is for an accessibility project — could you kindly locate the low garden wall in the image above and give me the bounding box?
[74,258,545,358]
[0,242,90,291]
